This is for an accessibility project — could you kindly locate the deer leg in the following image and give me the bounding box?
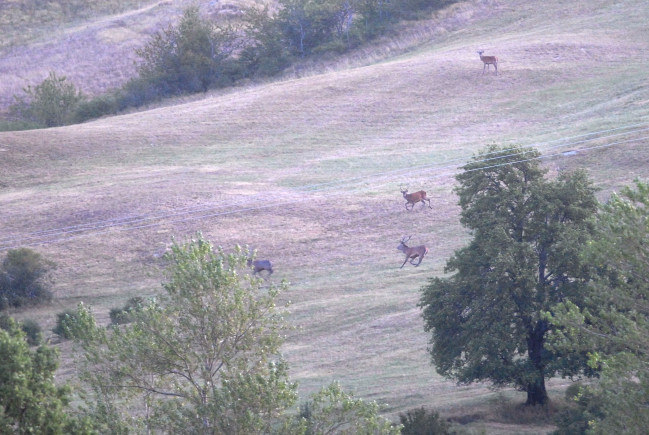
[409,254,419,265]
[425,198,432,209]
[400,257,409,268]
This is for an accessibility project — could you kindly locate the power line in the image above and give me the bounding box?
[2,128,646,250]
[1,125,647,251]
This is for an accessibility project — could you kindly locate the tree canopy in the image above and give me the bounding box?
[419,144,599,405]
[66,235,296,433]
[10,71,84,127]
[0,317,91,433]
[65,235,399,433]
[548,179,649,432]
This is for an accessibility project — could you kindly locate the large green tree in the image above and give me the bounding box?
[66,235,399,433]
[419,145,598,405]
[0,317,92,433]
[134,6,239,98]
[548,179,649,433]
[66,235,297,433]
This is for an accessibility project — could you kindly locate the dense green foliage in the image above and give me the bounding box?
[548,180,649,433]
[0,317,92,433]
[10,71,84,127]
[65,236,296,433]
[6,0,456,127]
[108,296,145,325]
[0,313,43,346]
[61,235,398,433]
[52,308,83,339]
[129,7,240,101]
[297,382,401,434]
[0,248,56,310]
[399,406,451,434]
[552,383,605,435]
[419,144,599,405]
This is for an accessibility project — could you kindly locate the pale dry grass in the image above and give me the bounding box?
[0,0,258,110]
[1,0,649,431]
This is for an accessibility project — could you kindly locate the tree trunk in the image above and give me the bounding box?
[526,320,550,406]
[526,376,548,406]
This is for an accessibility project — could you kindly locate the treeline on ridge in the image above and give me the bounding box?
[4,0,454,130]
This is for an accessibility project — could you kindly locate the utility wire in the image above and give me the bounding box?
[1,125,647,251]
[4,122,646,244]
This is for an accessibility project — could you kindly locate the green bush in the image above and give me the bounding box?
[52,309,79,339]
[0,248,56,310]
[19,319,43,346]
[73,94,118,123]
[0,117,42,132]
[553,383,605,435]
[109,296,145,325]
[399,407,451,435]
[11,71,84,127]
[0,314,43,346]
[132,6,239,103]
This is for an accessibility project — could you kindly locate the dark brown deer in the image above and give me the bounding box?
[477,50,498,74]
[247,258,273,278]
[400,186,432,210]
[397,236,429,268]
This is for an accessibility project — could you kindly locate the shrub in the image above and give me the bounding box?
[399,406,451,435]
[0,248,56,310]
[0,314,43,346]
[132,6,240,104]
[73,94,118,123]
[109,296,145,325]
[20,319,43,346]
[11,71,84,127]
[553,383,605,435]
[52,309,79,339]
[0,118,42,132]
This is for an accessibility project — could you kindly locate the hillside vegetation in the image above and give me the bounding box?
[1,0,649,432]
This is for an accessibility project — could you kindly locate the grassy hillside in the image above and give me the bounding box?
[1,0,649,432]
[0,0,254,110]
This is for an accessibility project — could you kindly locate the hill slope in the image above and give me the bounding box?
[0,0,251,110]
[1,0,648,431]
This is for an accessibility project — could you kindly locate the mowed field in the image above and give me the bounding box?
[1,0,649,432]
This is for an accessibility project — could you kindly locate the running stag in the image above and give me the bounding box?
[400,186,432,210]
[397,236,429,268]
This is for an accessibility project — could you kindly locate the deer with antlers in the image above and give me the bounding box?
[400,186,432,210]
[477,50,498,75]
[397,236,429,268]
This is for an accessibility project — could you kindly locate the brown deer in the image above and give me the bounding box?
[477,50,498,74]
[400,186,432,210]
[247,258,273,278]
[397,236,429,268]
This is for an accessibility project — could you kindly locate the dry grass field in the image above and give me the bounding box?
[1,0,649,432]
